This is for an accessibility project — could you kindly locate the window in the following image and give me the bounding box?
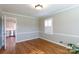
[44,18,53,34]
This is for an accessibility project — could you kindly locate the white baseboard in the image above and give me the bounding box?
[16,37,39,43]
[16,36,71,49]
[16,31,39,43]
[40,37,71,49]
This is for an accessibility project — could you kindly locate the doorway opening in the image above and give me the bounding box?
[2,16,16,50]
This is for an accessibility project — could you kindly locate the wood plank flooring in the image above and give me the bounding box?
[0,38,70,54]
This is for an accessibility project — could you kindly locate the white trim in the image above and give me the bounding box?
[16,31,39,43]
[40,37,71,49]
[16,31,39,35]
[0,5,79,18]
[0,16,3,49]
[54,33,79,38]
[16,38,38,43]
[2,16,17,49]
[39,32,79,38]
[15,16,17,48]
[4,15,6,49]
[54,5,79,15]
[2,11,36,19]
[1,16,3,48]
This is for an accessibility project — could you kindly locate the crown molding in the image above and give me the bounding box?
[37,5,79,18]
[53,5,79,15]
[1,11,36,19]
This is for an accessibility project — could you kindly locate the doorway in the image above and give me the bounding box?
[2,16,16,50]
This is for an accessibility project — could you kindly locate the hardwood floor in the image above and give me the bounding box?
[0,38,70,54]
[6,36,15,50]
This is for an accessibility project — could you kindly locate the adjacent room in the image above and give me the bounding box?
[0,4,79,54]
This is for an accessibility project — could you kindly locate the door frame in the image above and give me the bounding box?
[2,15,6,49]
[2,15,17,49]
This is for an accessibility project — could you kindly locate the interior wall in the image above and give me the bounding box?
[39,7,79,48]
[1,7,79,48]
[0,16,2,48]
[2,12,39,43]
[16,16,39,42]
[53,7,79,45]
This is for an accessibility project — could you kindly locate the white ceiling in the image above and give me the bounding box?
[0,4,78,18]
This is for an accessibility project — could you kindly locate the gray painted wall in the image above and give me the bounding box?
[39,7,79,48]
[2,12,39,43]
[53,7,79,45]
[16,16,39,42]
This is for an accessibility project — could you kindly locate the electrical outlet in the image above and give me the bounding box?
[59,41,63,43]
